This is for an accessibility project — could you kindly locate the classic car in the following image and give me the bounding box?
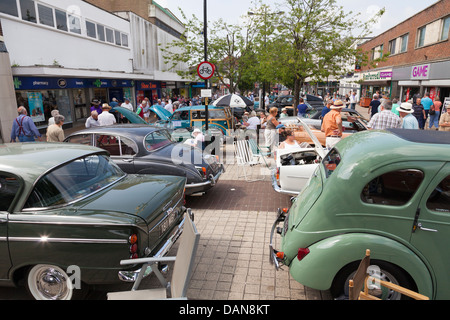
[270,128,450,300]
[0,142,189,300]
[64,125,224,196]
[264,95,325,116]
[272,118,326,195]
[279,114,368,146]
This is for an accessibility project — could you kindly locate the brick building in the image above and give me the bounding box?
[358,0,450,105]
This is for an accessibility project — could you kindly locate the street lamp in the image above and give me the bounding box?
[247,9,284,111]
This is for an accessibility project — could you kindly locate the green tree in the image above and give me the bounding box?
[256,0,385,107]
[160,10,259,94]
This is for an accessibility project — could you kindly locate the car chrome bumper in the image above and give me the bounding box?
[118,208,194,283]
[270,169,299,196]
[185,165,224,194]
[269,208,288,270]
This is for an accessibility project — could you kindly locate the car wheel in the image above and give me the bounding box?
[26,264,74,300]
[330,260,417,300]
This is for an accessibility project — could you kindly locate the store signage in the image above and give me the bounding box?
[13,77,133,90]
[137,81,161,90]
[411,64,430,80]
[362,70,392,81]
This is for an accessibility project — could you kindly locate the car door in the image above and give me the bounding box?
[94,134,137,173]
[410,162,450,299]
[0,173,20,279]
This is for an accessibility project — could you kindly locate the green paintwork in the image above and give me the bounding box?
[0,142,186,287]
[279,129,450,299]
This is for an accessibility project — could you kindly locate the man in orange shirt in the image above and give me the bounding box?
[321,100,344,150]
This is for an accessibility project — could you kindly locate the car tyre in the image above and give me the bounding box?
[330,259,417,300]
[26,264,75,300]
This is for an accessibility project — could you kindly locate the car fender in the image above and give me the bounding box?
[288,233,433,298]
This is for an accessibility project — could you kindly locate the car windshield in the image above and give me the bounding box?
[322,148,341,178]
[144,130,174,151]
[24,154,125,209]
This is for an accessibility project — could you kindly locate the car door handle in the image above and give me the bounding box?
[122,159,133,163]
[417,223,438,232]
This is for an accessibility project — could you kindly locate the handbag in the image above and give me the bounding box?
[429,108,435,115]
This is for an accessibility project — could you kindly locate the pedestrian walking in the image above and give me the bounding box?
[90,99,102,115]
[46,115,65,142]
[10,106,42,142]
[368,94,381,118]
[398,102,419,130]
[264,107,279,156]
[85,110,100,128]
[349,91,358,110]
[439,105,450,132]
[297,98,308,117]
[367,100,402,130]
[428,97,441,130]
[421,92,433,121]
[121,97,134,112]
[321,100,344,150]
[412,98,426,129]
[48,109,60,126]
[98,104,116,126]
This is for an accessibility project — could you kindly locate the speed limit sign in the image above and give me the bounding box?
[197,61,215,80]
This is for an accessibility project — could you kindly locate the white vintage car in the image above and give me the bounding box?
[271,118,326,195]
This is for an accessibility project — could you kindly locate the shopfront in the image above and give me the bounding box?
[360,69,392,106]
[136,81,162,103]
[13,76,135,130]
[393,60,450,103]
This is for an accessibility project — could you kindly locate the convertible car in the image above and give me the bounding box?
[272,118,326,195]
[279,113,368,147]
[0,143,188,300]
[65,125,224,195]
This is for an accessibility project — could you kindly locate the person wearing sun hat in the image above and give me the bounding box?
[398,102,419,130]
[321,100,344,149]
[98,103,116,126]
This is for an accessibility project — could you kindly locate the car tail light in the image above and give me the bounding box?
[276,168,280,180]
[297,248,310,261]
[129,234,138,259]
[202,167,207,176]
[276,252,285,260]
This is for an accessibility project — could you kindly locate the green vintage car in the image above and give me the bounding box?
[0,143,189,300]
[270,128,450,300]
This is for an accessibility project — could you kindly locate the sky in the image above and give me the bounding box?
[156,0,439,36]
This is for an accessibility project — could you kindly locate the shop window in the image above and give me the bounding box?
[0,173,21,211]
[20,0,36,23]
[427,175,450,213]
[105,28,114,43]
[441,16,450,41]
[361,169,424,206]
[97,24,105,42]
[0,0,19,17]
[68,14,81,34]
[37,4,54,27]
[86,20,96,38]
[114,30,121,45]
[55,9,68,31]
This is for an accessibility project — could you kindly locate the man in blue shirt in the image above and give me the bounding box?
[10,106,42,142]
[421,92,433,120]
[398,102,419,130]
[297,98,308,116]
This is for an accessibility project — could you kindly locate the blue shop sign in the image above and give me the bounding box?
[13,77,134,90]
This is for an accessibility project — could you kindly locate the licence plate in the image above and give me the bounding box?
[160,208,176,235]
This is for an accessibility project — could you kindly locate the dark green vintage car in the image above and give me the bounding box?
[0,143,189,300]
[270,129,450,300]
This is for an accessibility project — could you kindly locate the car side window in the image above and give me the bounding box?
[361,169,424,206]
[0,173,21,211]
[95,135,137,156]
[65,134,92,145]
[172,111,189,121]
[426,175,450,213]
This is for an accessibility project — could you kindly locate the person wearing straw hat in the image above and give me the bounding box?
[321,100,344,150]
[398,102,419,130]
[98,103,116,126]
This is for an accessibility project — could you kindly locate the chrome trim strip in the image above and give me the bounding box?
[8,237,128,244]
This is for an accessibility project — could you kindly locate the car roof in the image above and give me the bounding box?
[67,124,163,137]
[0,143,107,182]
[336,129,450,165]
